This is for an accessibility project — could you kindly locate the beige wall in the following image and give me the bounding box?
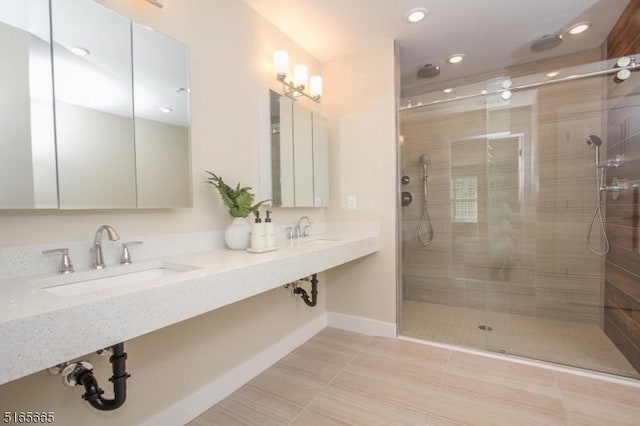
[0,1,332,424]
[324,40,399,324]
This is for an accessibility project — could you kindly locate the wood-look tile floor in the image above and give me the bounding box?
[402,300,640,379]
[189,327,640,426]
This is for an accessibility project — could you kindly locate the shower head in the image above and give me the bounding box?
[530,33,563,52]
[419,154,431,165]
[417,64,441,79]
[586,135,602,165]
[419,154,430,177]
[586,135,602,147]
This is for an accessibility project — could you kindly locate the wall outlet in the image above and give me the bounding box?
[347,195,357,209]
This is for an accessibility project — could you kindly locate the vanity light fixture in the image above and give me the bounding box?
[406,8,428,23]
[447,54,465,64]
[145,0,163,8]
[568,22,590,35]
[69,46,90,56]
[273,50,322,103]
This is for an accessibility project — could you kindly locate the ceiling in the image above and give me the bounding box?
[244,0,631,94]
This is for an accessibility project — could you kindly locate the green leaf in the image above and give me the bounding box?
[204,170,270,218]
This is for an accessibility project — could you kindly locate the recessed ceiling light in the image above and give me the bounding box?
[447,54,465,64]
[160,107,173,113]
[546,71,560,77]
[568,22,590,35]
[406,8,428,23]
[69,46,90,56]
[443,88,453,93]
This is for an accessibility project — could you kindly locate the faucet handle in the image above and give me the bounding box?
[43,248,74,274]
[285,226,295,239]
[121,241,143,265]
[303,224,312,237]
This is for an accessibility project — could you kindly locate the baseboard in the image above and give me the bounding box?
[326,311,396,338]
[139,314,327,426]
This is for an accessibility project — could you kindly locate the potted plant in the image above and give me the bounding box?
[205,171,269,250]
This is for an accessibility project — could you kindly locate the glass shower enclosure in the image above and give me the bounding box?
[398,53,640,379]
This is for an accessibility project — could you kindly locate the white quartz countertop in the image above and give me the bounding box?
[0,229,379,385]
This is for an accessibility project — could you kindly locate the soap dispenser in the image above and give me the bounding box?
[265,210,275,248]
[250,211,265,250]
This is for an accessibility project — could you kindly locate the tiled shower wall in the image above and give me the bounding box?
[400,56,607,325]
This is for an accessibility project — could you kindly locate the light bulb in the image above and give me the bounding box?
[447,54,465,64]
[273,50,289,79]
[309,75,323,99]
[293,64,308,89]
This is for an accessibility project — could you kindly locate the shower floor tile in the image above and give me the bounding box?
[401,299,640,379]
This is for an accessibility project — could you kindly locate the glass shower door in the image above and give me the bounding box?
[399,54,640,379]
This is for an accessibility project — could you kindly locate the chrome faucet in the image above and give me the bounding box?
[295,216,312,238]
[93,225,120,269]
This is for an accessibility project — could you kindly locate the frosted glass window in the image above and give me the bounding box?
[452,176,477,222]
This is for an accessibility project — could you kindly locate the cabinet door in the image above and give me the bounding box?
[52,0,136,208]
[132,22,191,208]
[312,113,329,207]
[0,0,57,209]
[293,102,314,207]
[279,96,295,207]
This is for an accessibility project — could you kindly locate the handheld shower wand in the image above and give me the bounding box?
[586,135,609,255]
[586,134,602,167]
[418,154,434,246]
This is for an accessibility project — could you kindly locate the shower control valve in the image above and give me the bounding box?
[597,154,624,169]
[602,177,628,200]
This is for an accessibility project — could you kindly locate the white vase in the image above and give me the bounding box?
[224,217,251,250]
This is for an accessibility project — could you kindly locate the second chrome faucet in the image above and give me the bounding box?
[93,225,120,269]
[289,216,312,239]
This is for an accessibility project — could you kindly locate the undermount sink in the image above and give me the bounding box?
[34,262,199,296]
[300,236,343,244]
[308,235,342,241]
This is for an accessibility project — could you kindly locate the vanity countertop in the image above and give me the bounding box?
[0,229,379,385]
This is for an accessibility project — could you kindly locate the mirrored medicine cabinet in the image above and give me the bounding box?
[0,0,191,209]
[263,90,329,208]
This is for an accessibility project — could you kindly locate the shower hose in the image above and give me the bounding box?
[418,174,434,246]
[587,166,610,255]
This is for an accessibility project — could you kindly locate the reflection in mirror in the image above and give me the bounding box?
[52,0,136,208]
[132,23,192,208]
[0,0,57,208]
[312,114,329,207]
[293,102,314,207]
[269,91,282,206]
[269,91,295,207]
